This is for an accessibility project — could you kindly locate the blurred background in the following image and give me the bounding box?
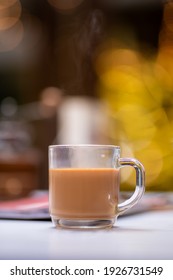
[0,0,173,199]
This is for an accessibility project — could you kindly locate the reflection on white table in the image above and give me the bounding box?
[0,209,173,260]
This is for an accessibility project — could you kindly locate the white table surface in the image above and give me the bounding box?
[0,209,173,260]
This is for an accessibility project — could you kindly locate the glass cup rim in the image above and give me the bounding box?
[49,144,120,149]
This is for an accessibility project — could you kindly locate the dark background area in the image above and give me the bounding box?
[0,0,164,104]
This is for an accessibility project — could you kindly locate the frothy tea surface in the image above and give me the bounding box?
[49,168,119,220]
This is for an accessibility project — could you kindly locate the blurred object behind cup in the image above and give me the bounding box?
[0,97,41,200]
[56,96,109,145]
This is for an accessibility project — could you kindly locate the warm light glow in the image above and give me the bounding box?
[134,143,163,186]
[95,47,140,77]
[39,87,63,118]
[0,0,21,30]
[116,104,156,145]
[0,0,18,10]
[96,32,173,190]
[40,87,62,107]
[95,2,173,191]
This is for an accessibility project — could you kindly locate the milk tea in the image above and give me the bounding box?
[49,168,119,220]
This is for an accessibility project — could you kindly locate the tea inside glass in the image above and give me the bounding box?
[49,145,145,229]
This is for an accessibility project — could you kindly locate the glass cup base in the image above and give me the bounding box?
[51,217,116,229]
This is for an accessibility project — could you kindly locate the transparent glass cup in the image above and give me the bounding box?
[49,145,145,229]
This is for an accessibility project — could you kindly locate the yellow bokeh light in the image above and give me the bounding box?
[95,1,173,191]
[115,104,156,146]
[135,143,163,187]
[95,47,141,77]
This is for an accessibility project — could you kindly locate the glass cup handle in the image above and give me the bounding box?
[117,157,145,216]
